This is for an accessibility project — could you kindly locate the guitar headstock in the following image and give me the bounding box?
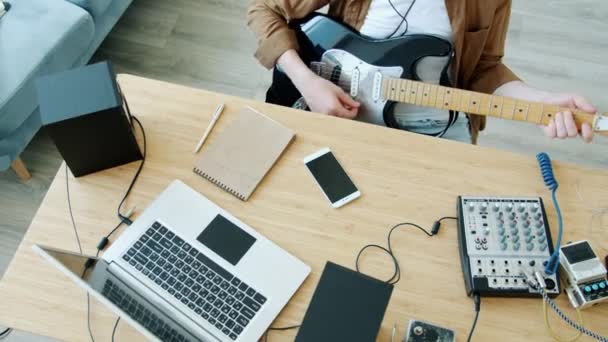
[594,113,608,136]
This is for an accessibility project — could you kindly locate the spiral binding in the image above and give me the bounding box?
[540,287,608,342]
[193,168,246,201]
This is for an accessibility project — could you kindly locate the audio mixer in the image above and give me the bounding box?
[457,196,560,297]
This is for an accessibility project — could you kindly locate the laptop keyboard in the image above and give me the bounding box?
[121,221,267,341]
[102,279,193,342]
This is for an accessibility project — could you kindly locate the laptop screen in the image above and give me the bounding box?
[36,246,199,342]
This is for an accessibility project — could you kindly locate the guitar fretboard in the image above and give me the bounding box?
[382,78,596,128]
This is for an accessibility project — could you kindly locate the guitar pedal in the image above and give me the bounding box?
[559,240,608,309]
[457,196,560,297]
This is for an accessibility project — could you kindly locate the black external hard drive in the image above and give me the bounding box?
[295,261,393,342]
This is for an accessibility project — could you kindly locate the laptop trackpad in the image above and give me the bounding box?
[197,214,256,265]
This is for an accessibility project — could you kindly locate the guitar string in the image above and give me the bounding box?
[315,68,573,120]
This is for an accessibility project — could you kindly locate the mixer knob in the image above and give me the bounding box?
[481,202,488,211]
[512,235,520,243]
[509,220,517,228]
[498,228,506,236]
[511,228,519,235]
[539,244,547,251]
[526,243,534,251]
[534,212,542,220]
[522,212,529,219]
[497,219,505,228]
[484,228,491,236]
[536,230,545,237]
[500,243,507,251]
[538,236,546,243]
[506,203,513,212]
[498,211,504,218]
[513,243,521,251]
[518,203,526,212]
[509,212,516,219]
[493,203,500,212]
[525,235,534,243]
[523,228,531,236]
[468,202,475,211]
[523,220,530,228]
[500,235,507,243]
[531,203,539,212]
[535,221,543,228]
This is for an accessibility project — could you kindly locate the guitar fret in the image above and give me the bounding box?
[461,91,470,112]
[436,86,444,110]
[403,80,410,103]
[499,97,504,117]
[453,89,461,111]
[539,103,545,124]
[511,101,516,120]
[444,88,451,109]
[416,82,425,106]
[430,84,438,109]
[423,83,431,106]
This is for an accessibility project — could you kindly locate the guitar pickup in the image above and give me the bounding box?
[372,71,383,102]
[350,67,360,98]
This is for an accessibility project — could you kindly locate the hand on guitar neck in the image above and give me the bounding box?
[278,49,360,118]
[494,81,597,143]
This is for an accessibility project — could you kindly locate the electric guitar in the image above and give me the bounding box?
[266,14,608,135]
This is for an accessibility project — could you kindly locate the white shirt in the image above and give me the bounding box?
[359,0,456,134]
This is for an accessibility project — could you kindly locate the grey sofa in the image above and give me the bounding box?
[0,0,132,180]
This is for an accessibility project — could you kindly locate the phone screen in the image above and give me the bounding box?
[305,151,358,204]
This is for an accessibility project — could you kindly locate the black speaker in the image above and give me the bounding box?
[36,61,142,177]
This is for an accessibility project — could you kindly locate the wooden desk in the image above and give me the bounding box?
[1,75,606,341]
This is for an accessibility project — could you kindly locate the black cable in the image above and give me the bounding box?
[66,111,145,342]
[263,325,301,342]
[116,109,146,226]
[467,294,481,342]
[111,317,121,342]
[66,166,83,254]
[0,327,12,339]
[385,0,417,38]
[438,216,457,222]
[355,216,456,285]
[355,244,401,283]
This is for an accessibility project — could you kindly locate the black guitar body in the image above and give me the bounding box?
[266,13,454,129]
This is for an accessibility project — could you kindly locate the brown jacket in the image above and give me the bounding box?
[247,0,521,143]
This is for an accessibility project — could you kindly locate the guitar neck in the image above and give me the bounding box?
[382,78,597,130]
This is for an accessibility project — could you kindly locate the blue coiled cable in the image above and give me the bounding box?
[536,152,562,275]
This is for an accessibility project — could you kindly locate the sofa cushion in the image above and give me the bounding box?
[0,0,94,137]
[65,0,112,20]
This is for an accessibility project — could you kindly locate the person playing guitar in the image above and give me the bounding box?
[247,0,598,143]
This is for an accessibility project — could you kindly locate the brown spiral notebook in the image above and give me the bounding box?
[193,106,295,201]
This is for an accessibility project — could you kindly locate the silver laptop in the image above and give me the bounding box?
[34,179,310,342]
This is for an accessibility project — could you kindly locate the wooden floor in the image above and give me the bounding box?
[1,0,607,340]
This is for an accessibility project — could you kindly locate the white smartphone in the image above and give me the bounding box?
[303,147,361,208]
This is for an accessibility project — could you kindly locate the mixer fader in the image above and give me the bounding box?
[457,196,560,297]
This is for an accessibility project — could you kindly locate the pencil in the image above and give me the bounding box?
[193,103,225,153]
